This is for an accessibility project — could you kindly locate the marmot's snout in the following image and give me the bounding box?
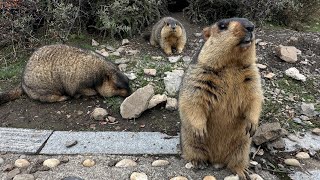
[235,18,255,48]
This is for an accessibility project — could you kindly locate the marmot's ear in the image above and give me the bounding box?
[202,27,211,41]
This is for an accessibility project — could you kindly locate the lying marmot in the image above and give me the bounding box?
[179,18,263,179]
[0,44,130,104]
[150,17,187,55]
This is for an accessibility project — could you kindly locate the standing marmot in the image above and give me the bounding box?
[0,44,130,104]
[179,18,263,179]
[150,17,187,55]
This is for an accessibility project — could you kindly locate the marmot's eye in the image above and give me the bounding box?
[218,23,227,30]
[167,23,170,26]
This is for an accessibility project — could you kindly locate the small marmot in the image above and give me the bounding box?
[179,18,263,179]
[0,44,131,104]
[150,17,187,55]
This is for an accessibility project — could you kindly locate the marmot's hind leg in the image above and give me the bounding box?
[162,42,173,55]
[38,94,69,102]
[176,38,186,54]
[23,84,69,103]
[226,141,250,179]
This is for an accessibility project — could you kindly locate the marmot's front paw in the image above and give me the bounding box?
[193,125,207,141]
[177,48,183,54]
[245,122,257,137]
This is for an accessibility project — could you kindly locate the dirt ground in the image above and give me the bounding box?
[0,12,319,136]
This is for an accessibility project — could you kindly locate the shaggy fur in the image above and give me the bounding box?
[179,18,263,179]
[0,44,130,104]
[150,17,187,55]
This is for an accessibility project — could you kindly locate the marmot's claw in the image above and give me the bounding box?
[191,160,209,170]
[246,122,257,137]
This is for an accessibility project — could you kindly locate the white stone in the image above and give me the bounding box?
[224,174,239,180]
[95,49,109,57]
[116,47,125,53]
[91,107,108,121]
[43,158,60,168]
[285,67,306,82]
[276,45,300,63]
[284,158,300,167]
[13,174,35,180]
[264,72,275,79]
[256,64,267,69]
[151,159,170,167]
[170,176,188,180]
[92,39,99,46]
[284,132,320,152]
[249,174,264,180]
[255,39,262,44]
[185,162,194,169]
[194,33,202,37]
[118,64,127,72]
[122,39,130,45]
[144,69,157,76]
[111,51,121,57]
[124,72,137,80]
[312,128,320,136]
[151,56,163,60]
[130,172,148,180]
[301,102,316,116]
[148,94,167,109]
[213,163,224,169]
[295,152,310,159]
[258,42,267,46]
[168,55,182,63]
[203,176,217,180]
[14,159,30,168]
[127,50,140,55]
[115,58,130,64]
[82,159,95,167]
[107,116,116,123]
[250,161,259,166]
[0,157,4,165]
[165,98,178,111]
[182,56,192,64]
[115,159,137,167]
[164,70,184,96]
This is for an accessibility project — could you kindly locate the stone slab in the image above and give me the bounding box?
[283,132,320,152]
[289,170,320,180]
[0,127,53,154]
[40,131,179,155]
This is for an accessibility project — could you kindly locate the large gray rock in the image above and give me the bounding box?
[164,70,184,96]
[120,84,154,119]
[276,45,300,63]
[253,122,288,145]
[148,94,167,109]
[301,102,316,117]
[283,132,320,152]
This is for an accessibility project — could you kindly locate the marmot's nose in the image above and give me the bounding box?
[245,25,254,32]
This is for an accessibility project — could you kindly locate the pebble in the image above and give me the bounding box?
[13,174,35,180]
[91,107,108,121]
[125,72,137,80]
[165,97,178,111]
[82,159,95,167]
[264,72,275,79]
[284,158,300,167]
[144,69,157,76]
[213,163,224,169]
[14,159,30,168]
[250,161,259,166]
[170,176,188,180]
[203,176,217,180]
[285,67,306,82]
[61,176,84,180]
[65,140,78,148]
[148,94,167,109]
[91,39,99,46]
[95,49,109,57]
[312,128,320,136]
[224,174,239,180]
[60,157,70,163]
[107,116,117,123]
[118,64,127,72]
[115,58,130,64]
[7,168,21,179]
[194,32,202,37]
[185,162,194,169]
[0,157,4,165]
[43,158,60,168]
[295,152,310,159]
[168,55,182,63]
[115,159,137,167]
[249,174,264,180]
[126,49,139,55]
[256,64,267,69]
[151,159,170,167]
[130,172,148,180]
[122,39,130,45]
[151,56,163,60]
[182,56,192,64]
[111,51,121,57]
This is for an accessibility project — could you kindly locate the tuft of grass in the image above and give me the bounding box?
[103,96,124,112]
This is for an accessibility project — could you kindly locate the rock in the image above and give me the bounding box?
[0,157,4,165]
[122,39,130,45]
[164,70,184,96]
[14,159,30,168]
[213,163,224,169]
[224,174,239,180]
[148,94,167,109]
[268,138,285,150]
[276,45,300,63]
[120,84,154,119]
[125,72,137,80]
[111,51,121,57]
[3,164,14,172]
[151,56,163,60]
[264,72,275,79]
[116,47,125,53]
[295,152,310,159]
[300,115,310,121]
[127,50,139,55]
[170,176,188,180]
[203,176,217,180]
[43,158,60,168]
[144,69,157,76]
[107,116,116,123]
[249,174,264,180]
[256,64,267,69]
[284,132,320,152]
[82,159,95,167]
[301,103,316,117]
[7,168,20,180]
[285,67,306,82]
[185,162,193,169]
[118,64,127,72]
[293,117,303,124]
[255,39,262,44]
[130,172,148,180]
[13,174,34,180]
[165,98,178,111]
[95,49,109,57]
[65,140,78,148]
[284,158,300,167]
[115,159,137,167]
[106,45,115,51]
[61,176,84,180]
[182,56,192,64]
[258,42,267,46]
[194,33,202,37]
[312,128,320,136]
[115,58,130,64]
[60,157,69,164]
[250,161,259,166]
[91,39,99,46]
[91,107,108,121]
[168,55,182,63]
[253,122,288,145]
[151,160,170,167]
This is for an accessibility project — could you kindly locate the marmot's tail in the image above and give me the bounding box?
[0,85,23,105]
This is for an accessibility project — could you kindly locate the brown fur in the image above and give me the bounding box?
[0,44,130,104]
[150,17,187,55]
[179,18,263,179]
